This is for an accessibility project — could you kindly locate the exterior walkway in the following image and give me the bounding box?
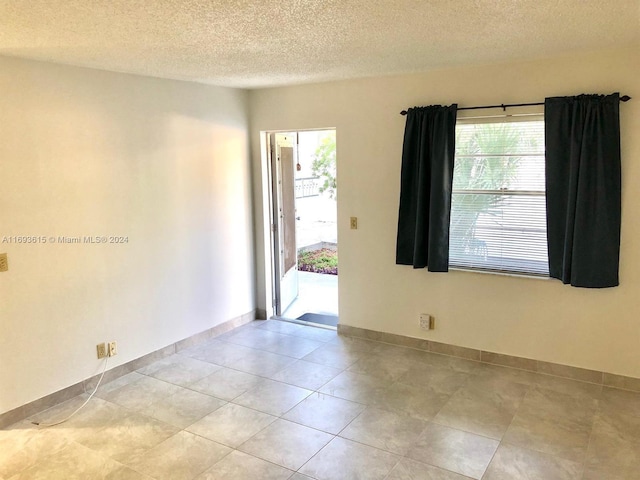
[282,271,338,320]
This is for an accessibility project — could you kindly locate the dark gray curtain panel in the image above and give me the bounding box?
[545,93,621,288]
[396,104,457,271]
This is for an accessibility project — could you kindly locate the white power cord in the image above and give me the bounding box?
[31,355,109,428]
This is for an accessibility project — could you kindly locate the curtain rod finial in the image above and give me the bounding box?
[400,110,408,116]
[621,95,631,102]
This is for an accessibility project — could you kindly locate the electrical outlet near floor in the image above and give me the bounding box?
[96,343,107,359]
[419,313,434,330]
[108,341,117,357]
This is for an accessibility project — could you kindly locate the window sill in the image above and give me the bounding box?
[449,266,550,281]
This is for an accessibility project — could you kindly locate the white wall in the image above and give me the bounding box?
[0,57,255,413]
[250,47,640,378]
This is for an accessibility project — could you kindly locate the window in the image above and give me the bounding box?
[449,118,548,276]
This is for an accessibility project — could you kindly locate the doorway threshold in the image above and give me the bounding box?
[271,316,337,331]
[295,312,339,327]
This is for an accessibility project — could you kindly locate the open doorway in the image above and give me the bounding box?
[269,129,338,328]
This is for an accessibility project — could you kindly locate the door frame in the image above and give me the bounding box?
[261,127,337,320]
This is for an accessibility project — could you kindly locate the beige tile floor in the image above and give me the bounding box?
[2,319,640,479]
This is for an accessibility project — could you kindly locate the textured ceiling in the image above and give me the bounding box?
[1,1,638,88]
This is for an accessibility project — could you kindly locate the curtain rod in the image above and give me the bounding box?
[399,95,632,115]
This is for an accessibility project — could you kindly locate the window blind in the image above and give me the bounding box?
[450,119,549,276]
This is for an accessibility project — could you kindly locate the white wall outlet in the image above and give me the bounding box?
[96,343,107,359]
[108,341,117,357]
[419,314,434,330]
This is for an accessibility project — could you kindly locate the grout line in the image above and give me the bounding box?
[580,403,600,480]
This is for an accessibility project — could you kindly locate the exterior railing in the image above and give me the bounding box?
[295,177,320,198]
